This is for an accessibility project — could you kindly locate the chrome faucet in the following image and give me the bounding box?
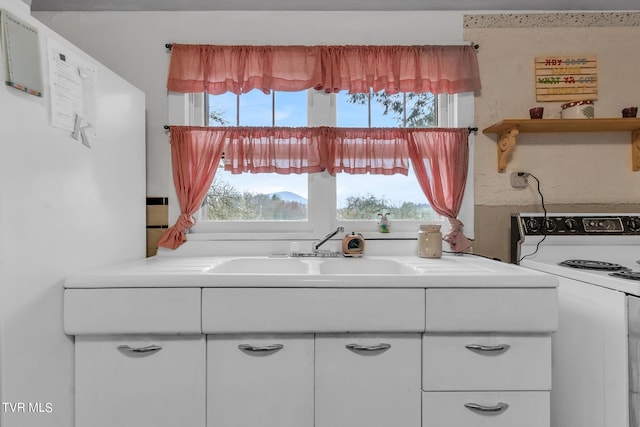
[314,226,344,253]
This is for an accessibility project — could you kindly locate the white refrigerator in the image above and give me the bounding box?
[0,0,146,425]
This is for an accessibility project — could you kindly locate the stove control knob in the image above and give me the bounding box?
[525,218,541,233]
[564,218,578,232]
[544,218,557,233]
[628,218,640,232]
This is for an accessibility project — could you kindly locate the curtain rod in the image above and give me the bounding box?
[165,43,479,51]
[164,125,477,132]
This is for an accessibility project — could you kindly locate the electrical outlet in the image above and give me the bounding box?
[510,172,529,189]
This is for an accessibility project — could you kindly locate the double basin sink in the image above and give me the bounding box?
[206,257,422,275]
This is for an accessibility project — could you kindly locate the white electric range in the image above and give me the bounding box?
[512,213,640,427]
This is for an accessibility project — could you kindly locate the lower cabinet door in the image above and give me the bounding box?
[207,334,314,427]
[75,335,206,427]
[422,334,552,390]
[315,333,422,427]
[422,391,550,427]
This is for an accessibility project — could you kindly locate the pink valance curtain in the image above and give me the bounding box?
[408,128,471,252]
[221,126,411,176]
[158,126,471,251]
[325,128,411,175]
[222,127,325,174]
[167,44,481,95]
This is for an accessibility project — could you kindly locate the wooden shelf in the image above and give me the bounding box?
[482,118,640,172]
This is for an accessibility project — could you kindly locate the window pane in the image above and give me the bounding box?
[208,92,237,126]
[335,90,440,222]
[336,167,439,221]
[239,89,273,126]
[336,90,437,128]
[202,168,308,221]
[204,90,309,222]
[370,92,403,127]
[208,91,308,127]
[405,93,436,128]
[274,91,307,126]
[336,91,369,127]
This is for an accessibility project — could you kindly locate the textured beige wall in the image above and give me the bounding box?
[465,13,640,260]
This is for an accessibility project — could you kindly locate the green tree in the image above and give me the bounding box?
[346,92,435,127]
[209,104,231,126]
[204,180,253,220]
[204,180,307,221]
[338,193,391,219]
[337,194,438,221]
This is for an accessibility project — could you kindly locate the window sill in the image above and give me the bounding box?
[187,231,423,241]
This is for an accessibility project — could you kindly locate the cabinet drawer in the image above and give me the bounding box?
[422,335,551,391]
[64,288,201,334]
[316,334,422,427]
[76,335,206,427]
[425,288,558,332]
[202,288,425,333]
[423,391,549,427]
[208,334,314,427]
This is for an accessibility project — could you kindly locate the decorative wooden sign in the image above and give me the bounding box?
[535,55,598,102]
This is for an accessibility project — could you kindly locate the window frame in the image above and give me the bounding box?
[166,90,475,240]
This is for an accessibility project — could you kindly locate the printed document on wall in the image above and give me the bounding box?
[47,38,97,135]
[1,9,44,97]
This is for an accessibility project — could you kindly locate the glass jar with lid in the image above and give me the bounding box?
[417,224,442,258]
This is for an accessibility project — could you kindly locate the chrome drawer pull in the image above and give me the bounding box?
[465,344,510,354]
[345,343,391,353]
[238,344,284,353]
[117,345,162,356]
[464,402,509,414]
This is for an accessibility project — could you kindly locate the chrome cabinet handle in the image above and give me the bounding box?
[238,344,284,353]
[465,343,510,354]
[117,344,162,355]
[464,402,509,413]
[345,343,391,353]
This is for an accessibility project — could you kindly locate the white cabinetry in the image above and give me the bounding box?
[423,391,549,427]
[423,288,557,427]
[66,279,557,427]
[551,277,628,427]
[315,334,422,427]
[207,334,314,427]
[202,288,425,333]
[422,335,551,390]
[206,333,422,427]
[75,335,206,427]
[202,289,425,427]
[67,288,205,427]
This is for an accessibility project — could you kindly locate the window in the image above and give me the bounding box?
[335,90,436,221]
[205,90,309,222]
[168,89,474,238]
[207,90,307,127]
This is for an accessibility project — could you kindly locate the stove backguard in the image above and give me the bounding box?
[510,214,640,264]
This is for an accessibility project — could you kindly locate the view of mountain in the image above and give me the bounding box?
[268,191,308,204]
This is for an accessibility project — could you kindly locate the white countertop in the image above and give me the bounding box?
[522,259,640,296]
[519,237,640,296]
[64,254,558,289]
